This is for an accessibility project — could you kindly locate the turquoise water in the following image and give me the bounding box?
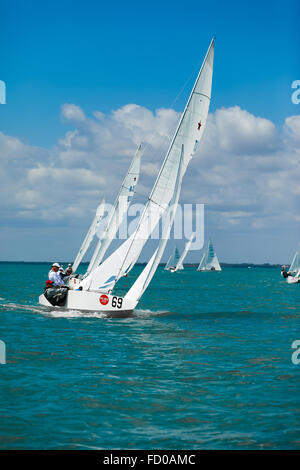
[0,263,299,449]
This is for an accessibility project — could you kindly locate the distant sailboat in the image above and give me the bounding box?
[165,233,195,272]
[289,242,300,274]
[165,246,181,272]
[197,239,221,272]
[286,242,300,284]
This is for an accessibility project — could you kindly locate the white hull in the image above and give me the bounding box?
[286,276,299,284]
[197,268,221,272]
[39,290,136,313]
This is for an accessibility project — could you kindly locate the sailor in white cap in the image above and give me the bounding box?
[48,262,66,286]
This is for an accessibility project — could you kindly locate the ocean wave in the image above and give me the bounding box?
[0,302,46,315]
[134,308,170,317]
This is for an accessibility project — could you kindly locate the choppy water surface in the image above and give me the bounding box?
[0,263,299,449]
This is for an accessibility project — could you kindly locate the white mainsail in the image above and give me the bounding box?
[125,145,185,302]
[197,239,221,271]
[165,246,181,271]
[85,143,142,276]
[72,199,105,273]
[289,242,300,274]
[79,38,215,293]
[175,232,195,271]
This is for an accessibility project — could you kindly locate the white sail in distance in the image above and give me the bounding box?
[165,246,181,271]
[175,232,195,271]
[85,143,142,276]
[80,38,215,293]
[72,199,105,273]
[197,239,221,271]
[289,242,300,274]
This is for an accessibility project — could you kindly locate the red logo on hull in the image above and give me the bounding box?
[99,294,109,306]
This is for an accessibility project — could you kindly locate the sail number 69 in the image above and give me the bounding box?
[112,296,123,309]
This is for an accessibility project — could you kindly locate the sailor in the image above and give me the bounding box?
[48,262,66,286]
[281,266,291,278]
[65,264,73,276]
[59,266,67,281]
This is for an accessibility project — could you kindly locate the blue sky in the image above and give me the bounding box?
[0,0,299,263]
[1,0,299,145]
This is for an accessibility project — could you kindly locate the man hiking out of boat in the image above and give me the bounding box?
[48,262,66,287]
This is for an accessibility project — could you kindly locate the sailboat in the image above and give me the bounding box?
[165,246,180,272]
[286,242,300,284]
[197,239,221,272]
[289,242,300,274]
[165,232,195,272]
[39,38,215,313]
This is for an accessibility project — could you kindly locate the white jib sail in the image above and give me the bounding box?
[165,246,180,270]
[197,239,221,271]
[175,232,195,271]
[289,242,300,274]
[72,199,105,273]
[125,145,185,303]
[80,38,215,293]
[85,143,142,276]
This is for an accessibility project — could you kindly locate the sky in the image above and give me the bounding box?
[0,0,299,264]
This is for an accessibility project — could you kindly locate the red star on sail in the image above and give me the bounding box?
[197,121,202,130]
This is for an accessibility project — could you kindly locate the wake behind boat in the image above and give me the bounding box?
[39,38,215,313]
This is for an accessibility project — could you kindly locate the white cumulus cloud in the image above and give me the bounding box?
[0,103,299,262]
